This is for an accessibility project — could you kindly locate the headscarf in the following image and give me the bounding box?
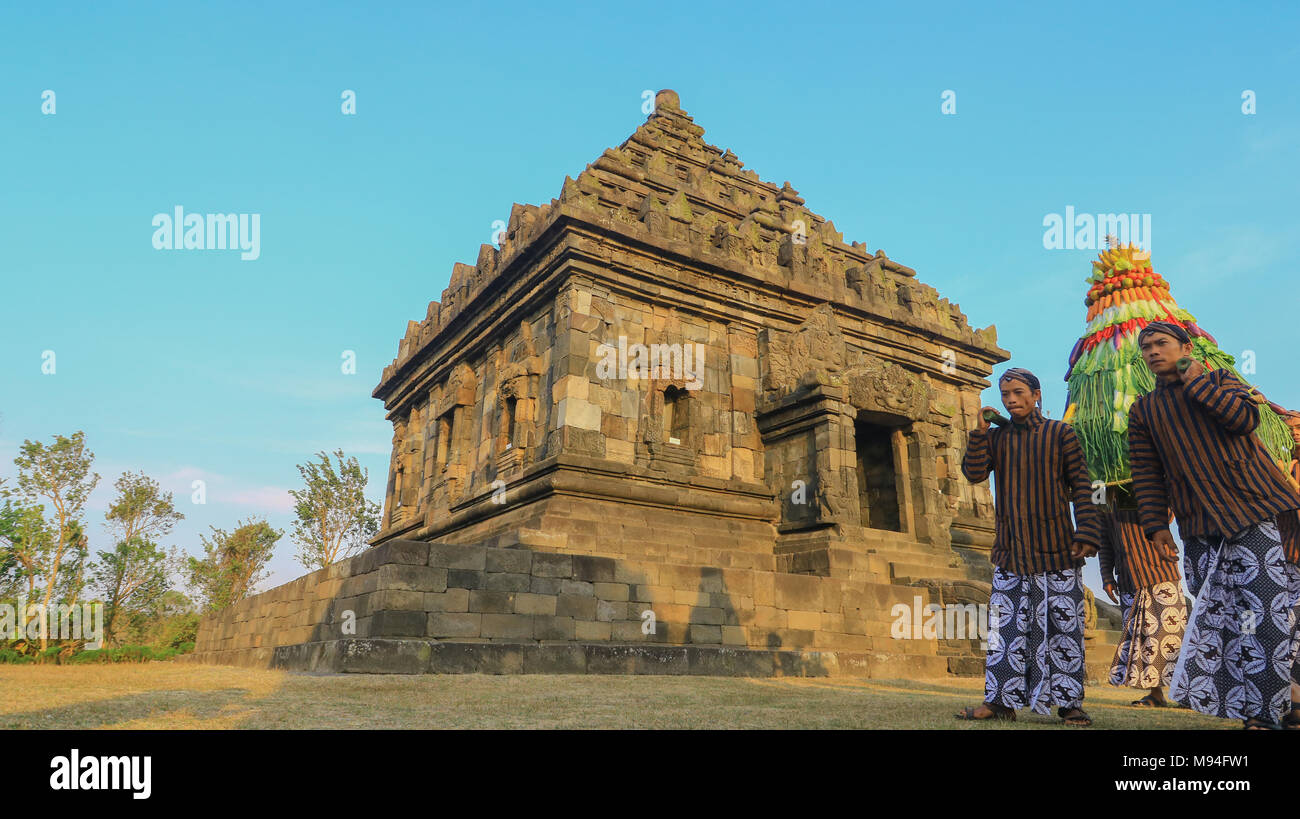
[1137,320,1191,346]
[999,367,1041,393]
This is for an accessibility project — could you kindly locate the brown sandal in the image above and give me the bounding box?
[1242,715,1280,730]
[1058,706,1092,727]
[955,703,1015,721]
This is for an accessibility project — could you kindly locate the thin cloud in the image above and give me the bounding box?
[218,486,295,513]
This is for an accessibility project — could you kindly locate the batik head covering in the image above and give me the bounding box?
[999,367,1041,392]
[1137,320,1191,346]
[999,367,1043,414]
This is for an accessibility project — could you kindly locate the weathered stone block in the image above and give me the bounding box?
[687,607,724,625]
[611,620,647,641]
[523,644,586,674]
[593,582,630,602]
[574,620,612,641]
[721,625,748,646]
[428,642,525,674]
[485,547,533,574]
[532,553,573,578]
[428,612,482,638]
[378,564,448,593]
[371,589,427,612]
[558,579,594,596]
[774,573,823,611]
[447,569,487,590]
[482,572,531,592]
[429,542,487,571]
[425,588,470,612]
[632,646,689,675]
[339,573,378,598]
[787,609,822,631]
[337,639,432,674]
[595,599,629,622]
[584,643,637,673]
[514,592,557,615]
[688,624,723,644]
[469,590,516,613]
[372,539,432,566]
[556,594,597,619]
[533,615,575,640]
[481,613,534,640]
[370,610,428,637]
[572,555,616,582]
[529,576,563,595]
[687,646,773,676]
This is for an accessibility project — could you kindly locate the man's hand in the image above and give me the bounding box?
[1103,581,1118,604]
[1071,539,1098,560]
[977,405,998,432]
[1179,357,1206,384]
[1151,529,1179,563]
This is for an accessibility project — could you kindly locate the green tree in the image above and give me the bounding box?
[105,471,185,548]
[54,520,89,606]
[11,432,98,648]
[94,472,185,643]
[0,499,54,599]
[143,589,200,648]
[92,539,174,645]
[186,518,281,613]
[288,449,380,570]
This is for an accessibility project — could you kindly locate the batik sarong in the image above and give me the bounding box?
[1108,581,1189,689]
[985,566,1087,714]
[1170,518,1300,720]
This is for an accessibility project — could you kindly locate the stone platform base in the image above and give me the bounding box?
[191,537,998,678]
[179,639,966,677]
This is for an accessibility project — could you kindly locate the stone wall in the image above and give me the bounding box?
[190,538,985,677]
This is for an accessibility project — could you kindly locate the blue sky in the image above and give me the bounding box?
[2,1,1298,596]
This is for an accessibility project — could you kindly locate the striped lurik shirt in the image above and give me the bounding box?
[1097,505,1179,593]
[1128,368,1300,547]
[1279,509,1300,564]
[961,407,1105,575]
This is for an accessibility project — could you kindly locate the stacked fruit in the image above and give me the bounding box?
[1067,244,1208,384]
[1083,248,1170,317]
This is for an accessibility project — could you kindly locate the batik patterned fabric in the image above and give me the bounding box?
[1170,519,1300,720]
[984,566,1087,714]
[1108,582,1189,689]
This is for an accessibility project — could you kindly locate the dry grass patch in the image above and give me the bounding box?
[0,665,1232,729]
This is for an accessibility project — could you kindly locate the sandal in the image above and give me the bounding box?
[1130,694,1169,708]
[1058,706,1092,727]
[1242,715,1280,731]
[955,703,1015,721]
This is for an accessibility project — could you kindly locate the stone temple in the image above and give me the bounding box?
[192,90,1122,677]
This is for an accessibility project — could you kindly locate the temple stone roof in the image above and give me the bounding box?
[377,89,1005,392]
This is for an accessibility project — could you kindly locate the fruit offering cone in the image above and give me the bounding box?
[1062,243,1294,486]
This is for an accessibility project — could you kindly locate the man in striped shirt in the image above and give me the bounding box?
[1098,494,1186,707]
[954,367,1104,726]
[1128,321,1300,729]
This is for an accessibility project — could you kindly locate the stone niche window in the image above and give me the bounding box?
[855,416,902,531]
[436,411,456,470]
[392,466,405,519]
[663,385,689,445]
[499,396,517,452]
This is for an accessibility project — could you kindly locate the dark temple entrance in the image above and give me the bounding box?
[854,417,902,531]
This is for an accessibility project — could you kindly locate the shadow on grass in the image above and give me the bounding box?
[1,688,263,729]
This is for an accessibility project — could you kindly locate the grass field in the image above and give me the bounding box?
[0,664,1236,729]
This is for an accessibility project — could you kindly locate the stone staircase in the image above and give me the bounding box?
[1085,598,1126,684]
